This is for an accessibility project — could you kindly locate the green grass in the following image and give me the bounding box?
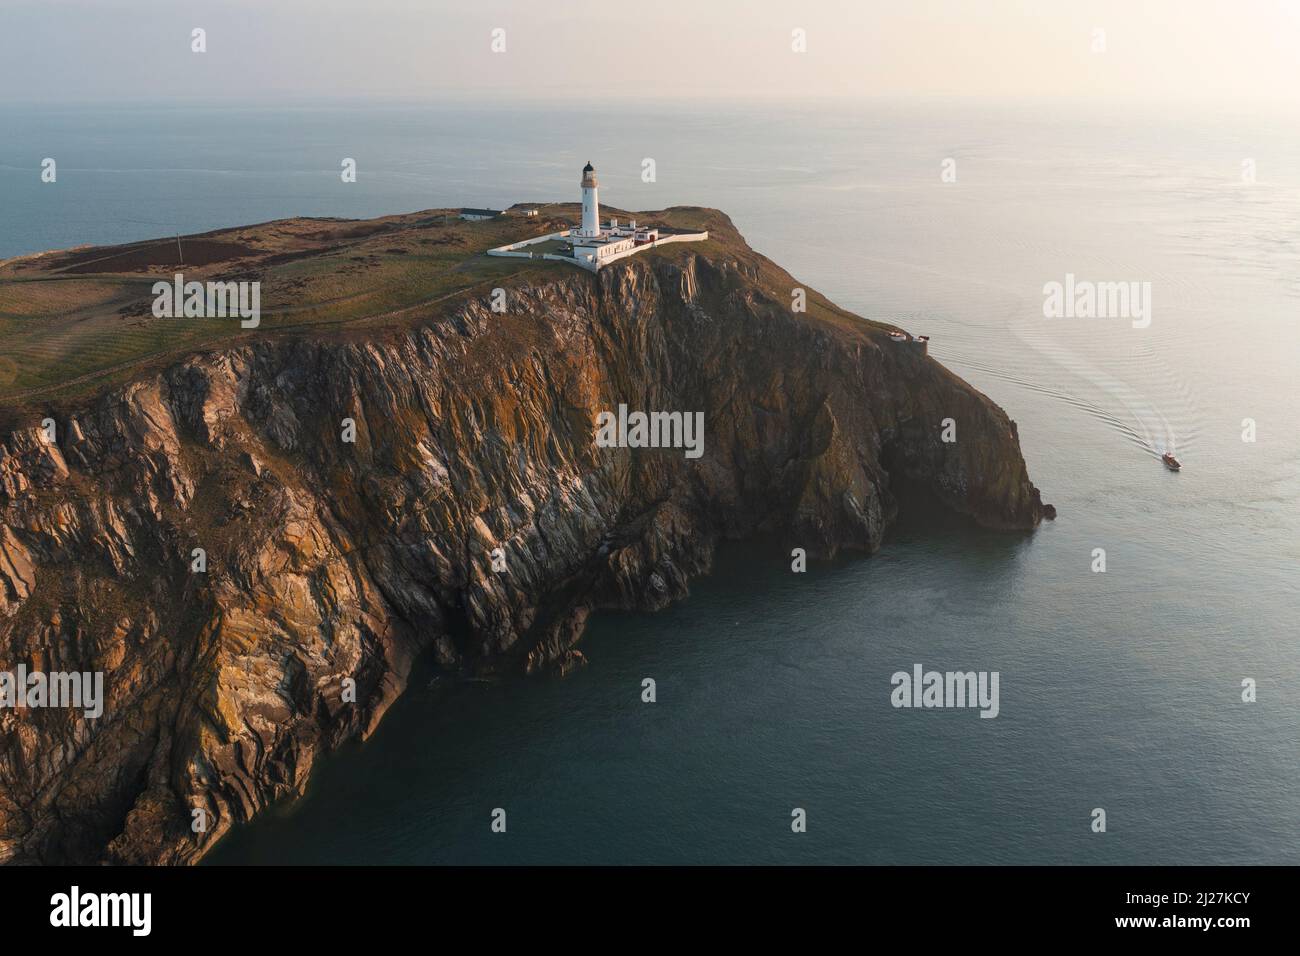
[0,209,563,404]
[0,203,843,410]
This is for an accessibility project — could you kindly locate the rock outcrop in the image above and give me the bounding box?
[0,211,1046,864]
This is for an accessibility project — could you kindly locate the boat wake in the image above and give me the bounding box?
[931,314,1201,463]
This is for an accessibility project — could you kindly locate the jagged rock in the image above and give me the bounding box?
[0,526,35,617]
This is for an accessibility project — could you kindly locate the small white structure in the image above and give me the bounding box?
[889,329,929,355]
[486,162,708,272]
[459,208,501,221]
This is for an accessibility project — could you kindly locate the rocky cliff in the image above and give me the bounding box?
[0,210,1046,864]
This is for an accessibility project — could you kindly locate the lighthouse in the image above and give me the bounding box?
[485,163,709,272]
[578,161,600,238]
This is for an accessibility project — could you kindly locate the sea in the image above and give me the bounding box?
[2,98,1297,864]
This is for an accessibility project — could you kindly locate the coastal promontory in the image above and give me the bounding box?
[0,205,1047,864]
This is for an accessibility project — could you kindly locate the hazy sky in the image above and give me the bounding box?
[3,0,1300,105]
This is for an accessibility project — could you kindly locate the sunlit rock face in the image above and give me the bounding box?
[0,211,1044,865]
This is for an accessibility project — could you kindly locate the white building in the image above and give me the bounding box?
[459,208,501,221]
[486,161,709,272]
[567,164,667,265]
[571,235,633,266]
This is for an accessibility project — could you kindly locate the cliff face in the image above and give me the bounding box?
[0,215,1045,864]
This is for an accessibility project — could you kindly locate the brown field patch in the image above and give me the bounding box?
[57,239,258,274]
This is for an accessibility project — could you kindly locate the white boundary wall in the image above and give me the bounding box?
[487,230,709,273]
[486,231,567,257]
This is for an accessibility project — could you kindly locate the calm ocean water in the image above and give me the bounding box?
[4,100,1297,864]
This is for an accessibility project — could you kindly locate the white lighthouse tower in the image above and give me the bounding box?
[578,161,601,238]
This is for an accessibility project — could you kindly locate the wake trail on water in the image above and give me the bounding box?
[935,354,1156,455]
[929,310,1202,462]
